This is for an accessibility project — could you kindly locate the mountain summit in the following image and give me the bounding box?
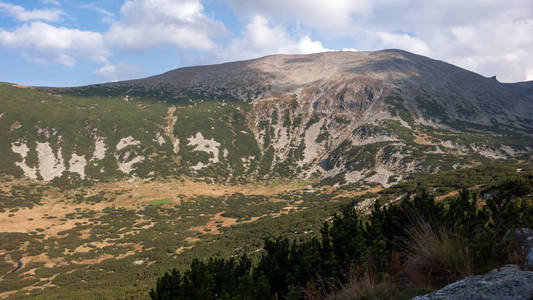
[71,49,533,131]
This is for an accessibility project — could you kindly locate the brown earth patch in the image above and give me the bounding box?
[414,132,438,146]
[20,254,66,269]
[11,84,32,89]
[73,254,113,265]
[71,239,114,254]
[185,237,201,242]
[190,211,265,235]
[0,199,109,237]
[190,212,239,234]
[87,178,310,208]
[9,121,21,131]
[175,246,193,254]
[334,187,383,199]
[133,243,143,252]
[435,184,485,201]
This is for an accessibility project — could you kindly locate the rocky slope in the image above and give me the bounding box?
[2,50,533,186]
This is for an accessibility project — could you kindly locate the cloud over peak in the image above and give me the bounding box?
[106,0,227,51]
[220,15,331,62]
[0,21,108,66]
[0,0,532,84]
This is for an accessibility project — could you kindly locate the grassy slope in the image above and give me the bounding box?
[0,84,262,183]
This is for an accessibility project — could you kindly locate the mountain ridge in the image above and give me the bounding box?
[59,49,533,132]
[1,49,532,186]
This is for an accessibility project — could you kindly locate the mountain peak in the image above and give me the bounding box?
[60,50,532,134]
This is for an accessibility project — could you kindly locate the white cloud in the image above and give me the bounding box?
[0,21,108,66]
[106,0,227,51]
[94,62,145,82]
[221,15,331,61]
[292,36,331,54]
[526,69,533,81]
[225,0,533,82]
[41,0,60,5]
[360,1,533,82]
[78,3,115,23]
[225,0,371,31]
[375,32,430,55]
[432,17,533,82]
[0,0,531,84]
[0,1,65,22]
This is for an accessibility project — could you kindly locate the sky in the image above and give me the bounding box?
[0,0,532,87]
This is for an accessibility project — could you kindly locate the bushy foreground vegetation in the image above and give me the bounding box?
[151,171,533,299]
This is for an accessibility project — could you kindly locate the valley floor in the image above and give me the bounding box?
[0,163,530,299]
[0,176,342,299]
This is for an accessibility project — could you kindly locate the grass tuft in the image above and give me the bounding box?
[405,218,472,288]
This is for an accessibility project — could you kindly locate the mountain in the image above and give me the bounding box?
[1,49,533,187]
[71,49,533,130]
[1,49,533,299]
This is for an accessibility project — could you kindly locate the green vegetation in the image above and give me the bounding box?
[1,81,533,299]
[150,199,173,205]
[414,96,450,123]
[0,164,530,299]
[0,184,46,211]
[222,193,286,219]
[0,83,268,184]
[151,167,533,299]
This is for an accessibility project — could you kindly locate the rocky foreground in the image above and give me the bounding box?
[415,228,533,300]
[414,265,533,300]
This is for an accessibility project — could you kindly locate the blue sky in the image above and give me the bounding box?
[0,0,532,86]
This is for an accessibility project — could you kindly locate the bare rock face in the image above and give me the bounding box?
[413,265,533,300]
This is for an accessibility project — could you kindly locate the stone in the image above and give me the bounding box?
[503,228,533,260]
[413,265,533,300]
[503,228,533,243]
[526,250,533,271]
[527,236,533,249]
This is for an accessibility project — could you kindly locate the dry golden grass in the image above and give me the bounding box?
[413,131,442,146]
[333,187,383,199]
[0,177,310,239]
[405,219,472,288]
[190,212,262,234]
[308,267,394,300]
[0,175,328,287]
[435,184,484,202]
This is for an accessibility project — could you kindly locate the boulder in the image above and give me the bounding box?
[503,228,533,245]
[526,249,533,271]
[413,265,533,300]
[503,228,533,265]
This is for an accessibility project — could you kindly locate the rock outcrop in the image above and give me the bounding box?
[413,265,533,300]
[503,228,533,271]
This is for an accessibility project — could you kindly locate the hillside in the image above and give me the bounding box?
[1,50,533,187]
